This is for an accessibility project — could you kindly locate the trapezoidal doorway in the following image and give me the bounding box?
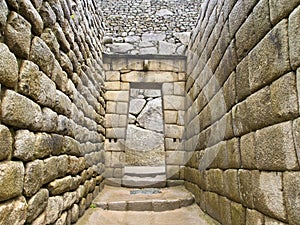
[123,83,166,187]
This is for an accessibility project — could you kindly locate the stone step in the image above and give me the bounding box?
[122,174,166,188]
[124,166,166,178]
[93,185,195,212]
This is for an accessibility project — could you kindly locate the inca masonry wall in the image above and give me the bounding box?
[184,0,300,224]
[0,0,106,224]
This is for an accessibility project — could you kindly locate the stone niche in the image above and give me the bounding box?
[126,85,165,166]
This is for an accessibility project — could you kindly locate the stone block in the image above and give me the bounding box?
[166,151,186,165]
[24,160,44,197]
[0,161,24,202]
[0,0,8,32]
[164,95,185,110]
[205,191,220,222]
[206,169,224,195]
[236,57,250,101]
[248,20,290,92]
[162,83,174,95]
[235,0,271,60]
[289,5,300,69]
[54,90,72,117]
[239,169,254,208]
[256,121,299,170]
[111,58,127,71]
[111,152,125,168]
[40,2,56,28]
[270,72,298,120]
[26,189,49,223]
[253,171,287,221]
[5,12,31,59]
[223,71,236,110]
[240,132,256,169]
[166,165,180,179]
[105,91,129,102]
[116,102,128,114]
[231,202,246,225]
[219,196,232,225]
[0,125,12,161]
[47,176,76,195]
[44,196,64,224]
[283,172,300,224]
[106,101,117,113]
[106,128,126,139]
[158,41,177,55]
[0,43,18,88]
[42,107,58,132]
[0,196,27,225]
[104,139,125,152]
[270,0,300,25]
[264,217,287,225]
[30,36,55,77]
[127,59,143,70]
[105,81,122,91]
[164,110,178,124]
[121,71,178,83]
[53,22,70,52]
[165,125,184,139]
[246,209,264,225]
[223,169,241,203]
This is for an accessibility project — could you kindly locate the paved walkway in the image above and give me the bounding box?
[75,185,220,225]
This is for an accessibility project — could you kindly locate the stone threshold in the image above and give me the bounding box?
[93,185,194,211]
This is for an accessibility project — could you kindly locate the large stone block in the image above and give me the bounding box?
[30,36,55,77]
[40,2,56,28]
[23,160,44,197]
[26,189,49,223]
[44,196,64,224]
[246,209,264,225]
[47,176,76,195]
[164,95,185,110]
[19,60,56,108]
[269,0,300,25]
[283,172,300,224]
[240,132,256,169]
[0,0,8,32]
[270,72,298,120]
[231,202,246,225]
[0,196,27,225]
[0,161,24,202]
[239,169,254,208]
[289,5,300,69]
[165,125,184,139]
[121,71,178,83]
[206,169,224,195]
[219,196,232,225]
[166,151,186,165]
[205,191,220,222]
[256,121,299,170]
[5,12,31,59]
[105,91,129,102]
[53,22,70,52]
[0,43,19,88]
[248,20,290,92]
[253,171,287,221]
[236,57,250,102]
[223,169,241,203]
[0,125,12,161]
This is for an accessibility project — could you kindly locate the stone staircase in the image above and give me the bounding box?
[122,166,167,188]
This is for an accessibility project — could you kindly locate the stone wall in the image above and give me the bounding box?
[0,0,106,224]
[103,55,186,186]
[184,0,300,224]
[99,0,201,55]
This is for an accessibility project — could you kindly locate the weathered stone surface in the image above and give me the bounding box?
[0,196,27,225]
[253,171,287,221]
[5,12,31,59]
[47,176,76,195]
[0,43,18,88]
[63,191,77,210]
[129,99,146,115]
[19,60,56,107]
[269,0,300,25]
[137,98,163,132]
[42,107,58,132]
[0,161,24,202]
[164,95,185,110]
[239,169,254,208]
[231,202,246,225]
[289,5,300,69]
[240,132,256,169]
[45,196,64,224]
[30,36,55,77]
[248,20,290,92]
[246,209,264,225]
[41,28,60,59]
[26,189,49,223]
[0,0,8,32]
[223,169,241,203]
[158,41,177,55]
[283,172,300,224]
[23,160,44,197]
[40,1,57,28]
[174,32,191,45]
[271,72,298,120]
[108,43,134,53]
[14,130,35,161]
[165,124,184,138]
[256,122,299,170]
[18,0,43,35]
[142,33,166,42]
[0,125,12,161]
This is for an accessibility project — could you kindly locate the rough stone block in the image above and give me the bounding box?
[0,125,12,161]
[26,189,49,223]
[0,161,24,202]
[246,209,264,225]
[53,22,70,52]
[283,172,300,224]
[231,202,246,225]
[165,125,184,138]
[223,71,236,110]
[289,5,300,69]
[205,191,220,222]
[253,171,287,221]
[0,43,19,88]
[106,128,126,139]
[239,169,254,208]
[206,169,224,195]
[256,121,299,170]
[249,20,290,92]
[44,196,64,224]
[240,132,256,169]
[270,0,300,25]
[40,2,56,28]
[47,176,76,195]
[23,160,44,197]
[219,196,232,225]
[166,165,180,179]
[19,60,56,108]
[5,12,31,59]
[166,151,186,165]
[30,36,55,77]
[0,0,8,32]
[164,95,185,110]
[0,196,27,225]
[236,57,250,101]
[223,169,241,203]
[270,72,298,120]
[42,107,58,132]
[116,102,128,114]
[111,152,125,168]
